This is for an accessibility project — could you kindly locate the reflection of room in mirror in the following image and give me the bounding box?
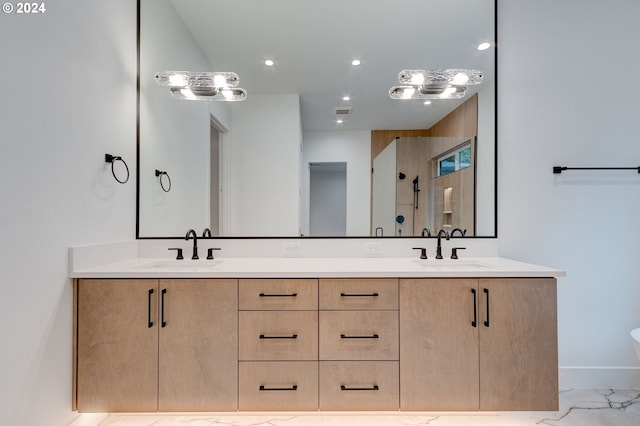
[138,0,496,238]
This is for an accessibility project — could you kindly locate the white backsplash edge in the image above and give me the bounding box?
[137,237,499,259]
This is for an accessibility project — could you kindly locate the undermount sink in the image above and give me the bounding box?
[137,260,223,270]
[412,259,490,269]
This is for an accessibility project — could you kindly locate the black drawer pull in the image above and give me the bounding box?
[340,334,379,339]
[483,288,490,327]
[259,385,298,391]
[471,288,477,328]
[340,292,379,297]
[147,289,154,328]
[341,385,379,391]
[161,288,167,328]
[259,334,298,339]
[259,292,298,297]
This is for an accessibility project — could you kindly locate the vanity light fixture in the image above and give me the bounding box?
[155,70,247,101]
[389,69,483,101]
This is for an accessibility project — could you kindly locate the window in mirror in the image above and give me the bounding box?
[438,143,472,177]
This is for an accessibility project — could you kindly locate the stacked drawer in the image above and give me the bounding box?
[318,278,399,410]
[238,279,318,410]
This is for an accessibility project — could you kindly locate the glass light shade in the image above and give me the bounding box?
[398,69,483,86]
[389,85,466,100]
[169,87,247,102]
[157,70,246,101]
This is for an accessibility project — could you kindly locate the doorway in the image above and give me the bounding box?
[309,162,347,236]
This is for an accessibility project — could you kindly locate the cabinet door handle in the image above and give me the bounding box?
[340,292,379,297]
[161,288,167,328]
[147,289,154,328]
[483,288,490,327]
[259,292,297,297]
[340,333,379,339]
[259,334,298,339]
[259,385,298,391]
[471,288,477,328]
[341,385,379,391]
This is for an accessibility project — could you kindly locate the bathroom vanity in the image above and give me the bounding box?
[71,255,563,413]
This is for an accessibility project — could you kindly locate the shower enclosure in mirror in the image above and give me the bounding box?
[137,0,497,238]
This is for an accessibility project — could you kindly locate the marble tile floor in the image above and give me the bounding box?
[70,389,640,426]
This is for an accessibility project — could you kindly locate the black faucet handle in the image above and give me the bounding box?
[168,247,184,260]
[207,247,221,260]
[451,247,466,259]
[412,247,427,259]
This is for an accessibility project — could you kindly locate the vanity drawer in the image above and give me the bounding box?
[239,279,318,311]
[319,278,398,310]
[239,361,318,411]
[319,311,399,360]
[239,311,318,360]
[319,361,399,410]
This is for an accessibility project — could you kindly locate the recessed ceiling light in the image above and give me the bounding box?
[336,119,344,124]
[351,59,361,66]
[342,96,350,101]
[477,42,491,51]
[264,59,274,66]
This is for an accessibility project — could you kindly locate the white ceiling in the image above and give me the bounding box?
[169,0,495,131]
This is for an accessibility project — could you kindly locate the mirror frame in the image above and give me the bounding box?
[135,0,498,240]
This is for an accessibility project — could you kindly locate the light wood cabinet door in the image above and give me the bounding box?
[478,278,558,411]
[319,311,399,361]
[319,278,398,310]
[239,279,318,311]
[158,279,238,411]
[239,311,318,361]
[319,361,399,410]
[239,361,318,411]
[77,279,159,412]
[399,278,479,411]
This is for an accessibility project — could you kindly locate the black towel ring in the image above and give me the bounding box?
[105,154,130,184]
[155,169,172,192]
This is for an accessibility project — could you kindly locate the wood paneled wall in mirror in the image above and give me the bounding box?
[137,0,496,238]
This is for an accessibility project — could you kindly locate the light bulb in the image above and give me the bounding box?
[213,75,227,88]
[168,73,188,87]
[410,73,425,85]
[439,87,457,98]
[180,88,197,100]
[402,88,415,99]
[451,73,469,85]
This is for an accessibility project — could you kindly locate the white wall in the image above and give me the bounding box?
[499,0,640,387]
[139,0,223,236]
[226,94,302,236]
[302,130,371,236]
[0,1,136,425]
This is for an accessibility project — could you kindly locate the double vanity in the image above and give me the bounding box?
[71,246,564,413]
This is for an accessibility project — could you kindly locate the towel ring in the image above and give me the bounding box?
[155,169,172,192]
[105,154,129,184]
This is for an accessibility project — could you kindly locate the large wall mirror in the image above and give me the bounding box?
[137,0,496,238]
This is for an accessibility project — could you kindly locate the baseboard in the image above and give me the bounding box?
[559,366,640,389]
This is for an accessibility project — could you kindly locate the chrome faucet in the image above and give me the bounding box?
[436,229,450,259]
[185,229,199,259]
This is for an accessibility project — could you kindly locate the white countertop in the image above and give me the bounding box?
[70,256,566,279]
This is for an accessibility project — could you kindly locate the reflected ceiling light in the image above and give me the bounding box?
[155,70,247,101]
[389,69,482,100]
[424,100,432,105]
[477,42,491,51]
[264,59,274,66]
[336,119,344,124]
[342,96,350,101]
[351,59,361,66]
